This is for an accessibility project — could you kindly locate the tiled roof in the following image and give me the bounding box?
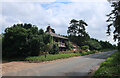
[46,31,68,40]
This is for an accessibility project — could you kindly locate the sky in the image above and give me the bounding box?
[0,0,117,45]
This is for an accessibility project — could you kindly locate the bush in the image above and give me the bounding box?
[66,41,73,50]
[79,50,87,55]
[85,39,102,50]
[2,23,52,58]
[81,45,89,51]
[49,43,59,54]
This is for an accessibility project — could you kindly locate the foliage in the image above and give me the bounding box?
[25,49,104,62]
[67,19,88,36]
[25,53,82,62]
[93,51,120,77]
[99,40,116,49]
[66,41,73,50]
[106,1,120,51]
[2,23,52,58]
[67,19,90,47]
[85,38,102,50]
[49,42,59,54]
[81,45,89,50]
[79,50,87,55]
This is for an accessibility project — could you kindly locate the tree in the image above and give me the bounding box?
[77,20,88,36]
[81,45,89,51]
[106,1,120,50]
[85,38,102,50]
[67,19,78,36]
[67,19,90,46]
[2,23,53,58]
[67,19,88,36]
[99,40,116,49]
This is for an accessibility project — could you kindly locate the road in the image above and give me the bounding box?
[3,50,116,76]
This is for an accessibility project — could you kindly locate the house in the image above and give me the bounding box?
[46,26,68,51]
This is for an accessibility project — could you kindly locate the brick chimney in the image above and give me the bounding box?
[47,26,52,32]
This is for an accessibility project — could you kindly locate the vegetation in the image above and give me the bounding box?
[67,19,116,50]
[67,19,90,47]
[85,38,102,50]
[26,53,81,62]
[106,1,120,51]
[93,51,120,77]
[81,45,89,51]
[65,41,73,50]
[99,40,116,50]
[49,42,59,54]
[2,23,52,58]
[25,50,101,62]
[2,21,116,60]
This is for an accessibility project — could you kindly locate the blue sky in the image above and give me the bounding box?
[0,0,117,44]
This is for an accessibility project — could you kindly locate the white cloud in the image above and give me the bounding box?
[1,2,117,44]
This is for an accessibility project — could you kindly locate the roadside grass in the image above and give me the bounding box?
[2,49,114,63]
[25,50,104,62]
[93,51,120,77]
[25,53,81,62]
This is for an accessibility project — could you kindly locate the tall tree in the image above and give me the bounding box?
[67,19,88,36]
[67,19,78,36]
[67,19,90,46]
[78,20,88,36]
[106,1,120,50]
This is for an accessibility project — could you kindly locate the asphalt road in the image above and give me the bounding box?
[3,50,116,76]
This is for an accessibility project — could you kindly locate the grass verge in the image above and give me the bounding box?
[25,53,81,62]
[93,51,120,77]
[3,49,114,63]
[25,50,102,62]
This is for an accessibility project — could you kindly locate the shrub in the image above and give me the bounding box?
[49,43,59,54]
[66,41,73,50]
[85,39,102,50]
[2,23,52,58]
[81,45,89,51]
[79,50,87,55]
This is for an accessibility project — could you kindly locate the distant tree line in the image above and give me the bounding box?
[67,19,117,50]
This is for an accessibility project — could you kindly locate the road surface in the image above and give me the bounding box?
[3,50,116,76]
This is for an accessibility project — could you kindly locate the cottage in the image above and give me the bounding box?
[46,26,68,51]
